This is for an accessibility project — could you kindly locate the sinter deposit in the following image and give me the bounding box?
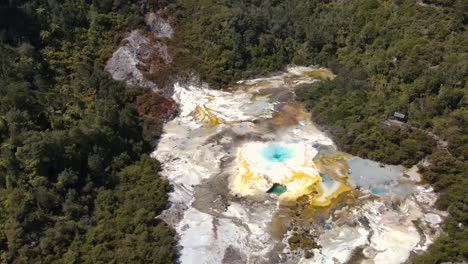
[152,66,446,264]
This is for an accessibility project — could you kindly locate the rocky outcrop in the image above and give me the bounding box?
[145,12,174,38]
[105,31,159,91]
[105,11,181,146]
[105,13,174,93]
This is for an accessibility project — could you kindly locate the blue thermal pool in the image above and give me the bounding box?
[267,183,288,195]
[371,187,388,195]
[320,173,335,184]
[262,143,295,162]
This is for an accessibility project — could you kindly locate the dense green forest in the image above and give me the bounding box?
[0,0,176,262]
[1,0,466,263]
[166,0,467,262]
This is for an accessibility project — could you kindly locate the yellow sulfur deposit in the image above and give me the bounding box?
[192,105,224,126]
[303,69,337,81]
[309,182,351,207]
[230,141,352,208]
[230,152,270,196]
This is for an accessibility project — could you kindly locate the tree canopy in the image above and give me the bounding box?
[0,0,176,262]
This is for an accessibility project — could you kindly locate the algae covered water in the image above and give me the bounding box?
[152,66,446,264]
[267,183,288,195]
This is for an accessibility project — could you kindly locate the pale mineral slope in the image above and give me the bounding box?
[152,66,445,264]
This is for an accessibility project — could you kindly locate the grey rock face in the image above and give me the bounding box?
[145,12,174,38]
[153,42,172,64]
[105,31,157,90]
[105,30,173,92]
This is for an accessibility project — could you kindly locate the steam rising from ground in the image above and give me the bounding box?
[152,66,445,264]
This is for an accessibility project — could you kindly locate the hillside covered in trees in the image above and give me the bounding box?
[164,0,467,262]
[1,0,466,263]
[0,0,176,262]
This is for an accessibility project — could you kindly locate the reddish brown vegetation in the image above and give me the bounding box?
[134,88,178,143]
